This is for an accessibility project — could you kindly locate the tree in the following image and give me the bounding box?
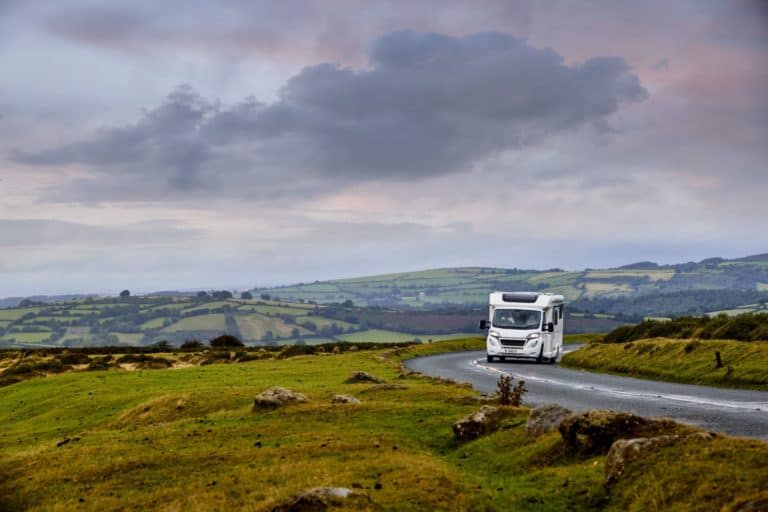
[241,291,253,300]
[209,334,244,348]
[197,291,209,298]
[260,294,271,301]
[291,327,300,338]
[120,290,130,298]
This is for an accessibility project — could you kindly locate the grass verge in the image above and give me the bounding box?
[562,338,768,390]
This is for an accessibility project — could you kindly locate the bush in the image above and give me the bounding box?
[602,313,768,343]
[209,334,244,348]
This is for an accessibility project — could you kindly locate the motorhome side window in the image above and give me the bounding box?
[553,308,558,325]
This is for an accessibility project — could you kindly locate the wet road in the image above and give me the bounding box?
[405,347,768,439]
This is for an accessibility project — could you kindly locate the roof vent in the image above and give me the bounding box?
[502,292,539,303]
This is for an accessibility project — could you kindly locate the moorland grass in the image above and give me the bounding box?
[0,338,766,511]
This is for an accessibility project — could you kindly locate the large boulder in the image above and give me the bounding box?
[558,410,690,455]
[604,435,678,485]
[345,371,383,384]
[526,404,572,437]
[271,487,365,512]
[253,387,309,410]
[453,405,506,440]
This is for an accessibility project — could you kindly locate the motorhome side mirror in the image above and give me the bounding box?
[547,322,555,333]
[479,320,489,330]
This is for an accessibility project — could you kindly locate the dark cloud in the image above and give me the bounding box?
[13,30,646,200]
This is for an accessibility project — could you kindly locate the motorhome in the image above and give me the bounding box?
[479,292,565,363]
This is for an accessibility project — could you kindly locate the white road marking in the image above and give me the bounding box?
[470,358,768,413]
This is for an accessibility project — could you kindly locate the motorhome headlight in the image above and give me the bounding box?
[488,330,500,346]
[489,330,501,339]
[526,333,540,341]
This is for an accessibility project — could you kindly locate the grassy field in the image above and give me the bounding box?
[162,314,228,332]
[0,339,766,511]
[562,339,768,390]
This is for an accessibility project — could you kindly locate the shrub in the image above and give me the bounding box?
[180,340,205,350]
[497,374,526,406]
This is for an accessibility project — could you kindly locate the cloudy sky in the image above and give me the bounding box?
[2,0,767,296]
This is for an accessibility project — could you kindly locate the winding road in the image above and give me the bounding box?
[405,346,768,439]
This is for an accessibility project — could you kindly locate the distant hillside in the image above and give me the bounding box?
[251,253,768,308]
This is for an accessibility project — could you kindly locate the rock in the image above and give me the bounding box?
[253,387,309,410]
[605,435,678,485]
[271,487,365,512]
[331,394,361,405]
[453,405,506,440]
[558,410,690,455]
[526,404,572,437]
[345,371,383,383]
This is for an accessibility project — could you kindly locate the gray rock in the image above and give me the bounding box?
[453,405,505,440]
[331,394,361,405]
[605,435,679,485]
[253,387,309,410]
[526,404,572,437]
[271,487,362,512]
[345,371,383,383]
[558,410,691,455]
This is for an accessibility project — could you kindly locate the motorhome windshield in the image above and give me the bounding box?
[492,309,541,330]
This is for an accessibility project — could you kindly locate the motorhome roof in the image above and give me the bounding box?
[489,291,565,308]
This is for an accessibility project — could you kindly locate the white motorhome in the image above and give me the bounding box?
[479,292,565,363]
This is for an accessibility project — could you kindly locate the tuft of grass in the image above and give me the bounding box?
[562,339,768,390]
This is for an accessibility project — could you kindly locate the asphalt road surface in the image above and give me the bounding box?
[405,346,768,439]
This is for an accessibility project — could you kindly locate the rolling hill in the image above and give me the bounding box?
[251,253,768,307]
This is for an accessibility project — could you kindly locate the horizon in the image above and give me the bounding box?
[2,1,767,297]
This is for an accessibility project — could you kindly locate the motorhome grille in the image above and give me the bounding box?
[501,293,539,303]
[500,338,526,347]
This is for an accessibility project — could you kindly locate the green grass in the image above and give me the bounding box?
[181,301,234,314]
[0,338,765,511]
[0,308,41,321]
[140,317,168,330]
[235,314,306,341]
[337,329,479,344]
[562,339,768,390]
[563,333,604,345]
[1,332,53,344]
[162,314,227,333]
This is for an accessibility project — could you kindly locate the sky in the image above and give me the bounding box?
[1,0,767,296]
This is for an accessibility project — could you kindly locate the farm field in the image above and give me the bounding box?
[0,296,491,348]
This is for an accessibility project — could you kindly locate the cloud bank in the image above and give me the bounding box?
[13,31,646,201]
